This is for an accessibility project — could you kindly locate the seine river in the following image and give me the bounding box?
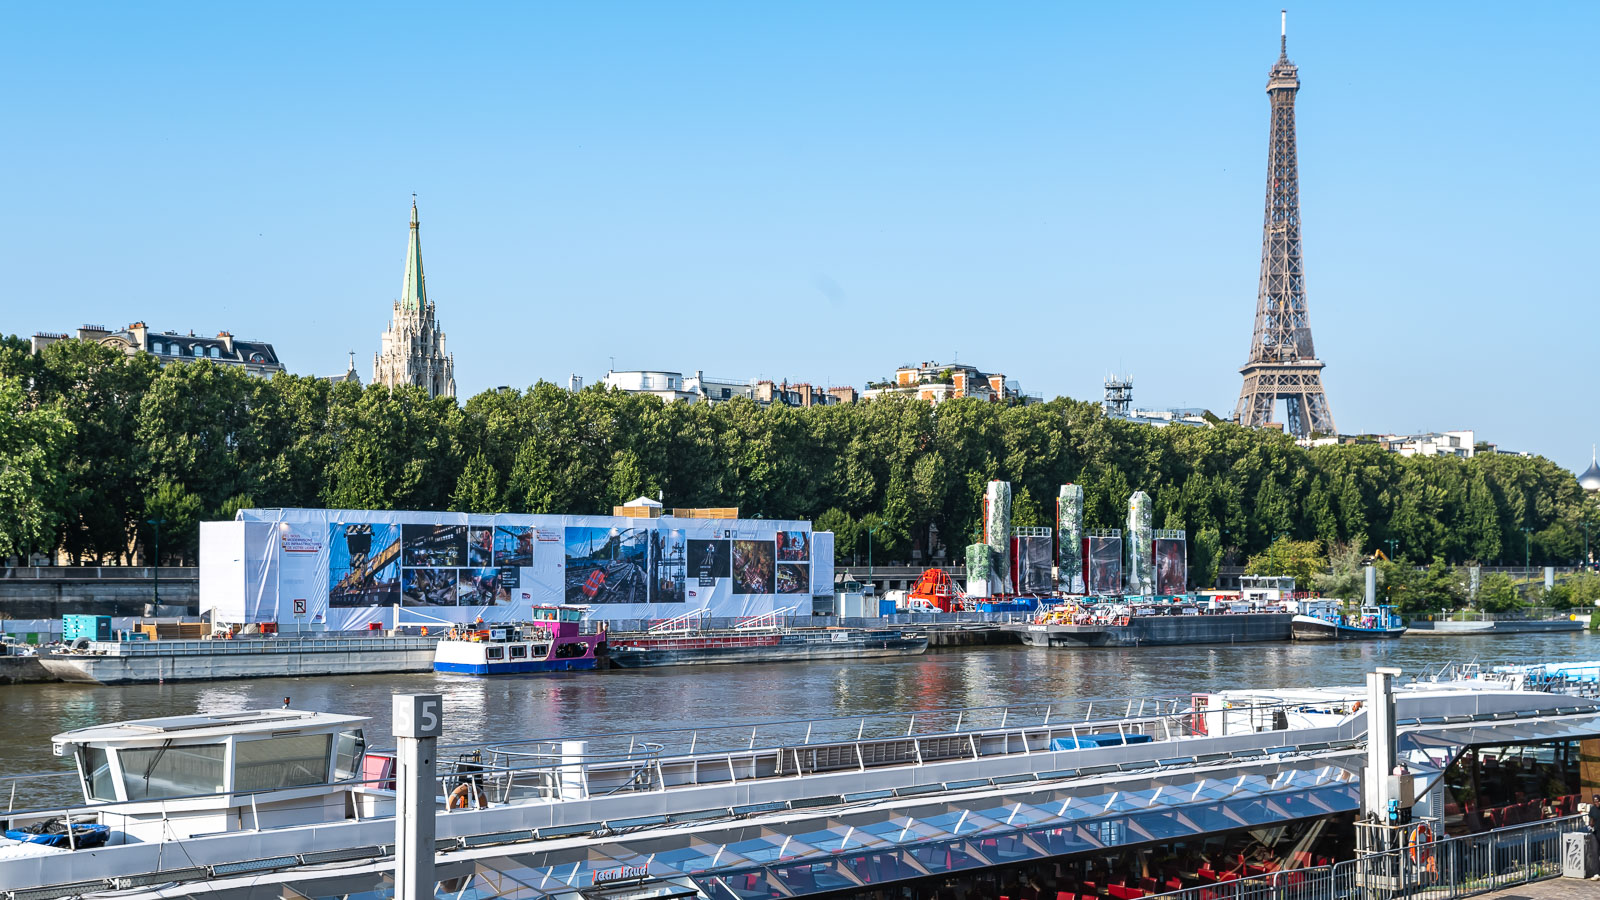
[2,632,1594,806]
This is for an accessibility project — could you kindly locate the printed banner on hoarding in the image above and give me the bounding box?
[1087,535,1123,595]
[1154,538,1187,595]
[206,509,827,630]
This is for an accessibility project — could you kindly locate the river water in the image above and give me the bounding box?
[2,632,1594,806]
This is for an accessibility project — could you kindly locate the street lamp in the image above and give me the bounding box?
[867,527,879,586]
[1385,539,1398,561]
[145,517,166,607]
[1521,526,1533,571]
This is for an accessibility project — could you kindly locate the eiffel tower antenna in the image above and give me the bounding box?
[1235,11,1337,439]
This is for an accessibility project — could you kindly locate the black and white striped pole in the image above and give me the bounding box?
[393,693,443,900]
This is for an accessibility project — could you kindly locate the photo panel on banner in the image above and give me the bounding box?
[328,523,401,608]
[493,525,534,567]
[402,524,467,568]
[650,522,688,604]
[564,524,650,604]
[732,539,775,594]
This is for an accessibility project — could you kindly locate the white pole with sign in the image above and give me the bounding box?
[393,693,442,900]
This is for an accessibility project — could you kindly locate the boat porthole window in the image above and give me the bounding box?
[509,645,528,659]
[486,647,504,661]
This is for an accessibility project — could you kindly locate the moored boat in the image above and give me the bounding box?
[606,609,927,667]
[433,605,605,674]
[1292,600,1405,641]
[1011,596,1294,647]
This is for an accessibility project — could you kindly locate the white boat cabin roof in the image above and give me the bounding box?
[53,709,368,749]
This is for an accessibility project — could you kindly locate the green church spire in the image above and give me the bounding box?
[400,196,426,311]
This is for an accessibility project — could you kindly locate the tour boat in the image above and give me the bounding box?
[432,605,605,674]
[1292,600,1406,641]
[4,668,1600,897]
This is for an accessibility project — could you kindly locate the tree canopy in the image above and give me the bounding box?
[1,337,1592,579]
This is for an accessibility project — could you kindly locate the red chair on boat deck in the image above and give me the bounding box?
[1057,892,1077,900]
[1140,877,1160,893]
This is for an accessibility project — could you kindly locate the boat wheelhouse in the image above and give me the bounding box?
[1292,600,1405,641]
[46,710,368,842]
[433,605,605,675]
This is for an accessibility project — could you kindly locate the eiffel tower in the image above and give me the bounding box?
[1235,12,1336,438]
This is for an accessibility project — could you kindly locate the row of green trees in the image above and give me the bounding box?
[1246,537,1600,615]
[2,336,1595,576]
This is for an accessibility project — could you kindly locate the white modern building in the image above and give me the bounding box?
[602,370,845,407]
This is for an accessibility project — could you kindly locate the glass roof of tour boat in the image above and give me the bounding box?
[53,709,368,746]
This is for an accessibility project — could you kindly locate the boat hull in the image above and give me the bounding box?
[37,636,438,685]
[608,633,929,668]
[1012,613,1293,648]
[434,657,598,675]
[1291,615,1405,641]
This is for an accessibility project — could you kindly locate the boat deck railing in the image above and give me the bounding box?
[440,692,1350,803]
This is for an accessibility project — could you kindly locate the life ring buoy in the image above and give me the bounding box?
[1409,823,1434,864]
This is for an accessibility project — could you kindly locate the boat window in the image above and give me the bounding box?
[509,645,528,659]
[120,743,226,800]
[486,647,504,660]
[532,644,548,657]
[79,746,116,801]
[236,734,333,792]
[333,730,365,782]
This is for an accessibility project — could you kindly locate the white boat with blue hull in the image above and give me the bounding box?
[432,605,604,675]
[1292,600,1405,641]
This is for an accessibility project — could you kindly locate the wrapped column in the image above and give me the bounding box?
[984,480,1011,594]
[965,543,992,599]
[1057,484,1085,594]
[1125,491,1155,596]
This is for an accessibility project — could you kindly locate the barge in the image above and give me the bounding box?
[36,632,438,684]
[1013,599,1292,647]
[607,625,927,667]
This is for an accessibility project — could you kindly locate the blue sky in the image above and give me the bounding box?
[3,3,1595,472]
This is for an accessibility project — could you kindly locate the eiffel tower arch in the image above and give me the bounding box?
[1235,13,1336,439]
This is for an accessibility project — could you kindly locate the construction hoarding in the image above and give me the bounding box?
[201,508,830,630]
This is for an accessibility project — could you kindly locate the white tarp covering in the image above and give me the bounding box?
[201,509,830,631]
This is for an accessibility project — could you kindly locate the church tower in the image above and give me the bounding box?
[374,199,456,398]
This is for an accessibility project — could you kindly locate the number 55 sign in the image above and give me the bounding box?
[393,693,444,738]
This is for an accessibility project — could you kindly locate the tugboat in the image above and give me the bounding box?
[1292,600,1405,641]
[432,605,606,674]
